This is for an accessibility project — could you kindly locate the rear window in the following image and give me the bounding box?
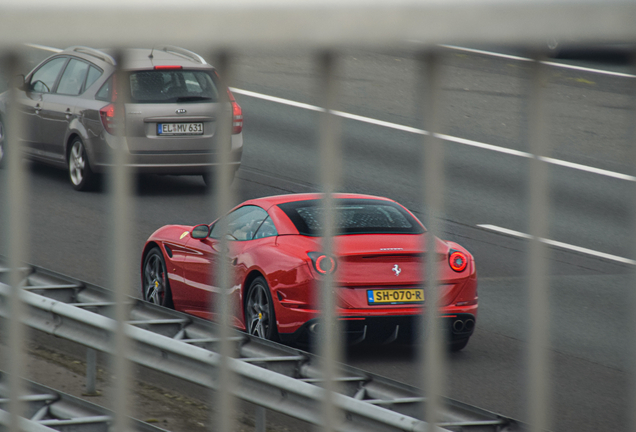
[128,70,220,103]
[277,199,425,236]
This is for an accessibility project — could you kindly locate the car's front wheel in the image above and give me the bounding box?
[68,137,95,191]
[245,276,278,341]
[142,247,174,308]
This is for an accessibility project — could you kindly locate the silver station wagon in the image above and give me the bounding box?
[0,46,243,190]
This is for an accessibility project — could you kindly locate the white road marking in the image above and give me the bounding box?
[24,43,62,53]
[25,43,636,183]
[231,88,636,182]
[478,224,636,265]
[440,44,636,79]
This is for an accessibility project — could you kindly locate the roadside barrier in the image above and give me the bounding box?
[0,261,522,432]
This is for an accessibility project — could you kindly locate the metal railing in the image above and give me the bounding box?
[1,1,635,432]
[0,260,523,432]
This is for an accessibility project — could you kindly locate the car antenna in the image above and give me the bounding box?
[149,45,155,59]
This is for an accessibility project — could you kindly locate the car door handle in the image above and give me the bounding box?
[34,103,41,112]
[65,108,72,119]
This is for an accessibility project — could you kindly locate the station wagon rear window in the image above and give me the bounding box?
[277,199,425,236]
[128,70,220,103]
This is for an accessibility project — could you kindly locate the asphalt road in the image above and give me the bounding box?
[1,45,634,431]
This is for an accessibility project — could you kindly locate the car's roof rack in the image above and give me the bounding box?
[156,45,207,65]
[67,46,116,66]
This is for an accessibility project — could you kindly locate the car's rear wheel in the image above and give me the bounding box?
[245,276,278,341]
[68,137,95,191]
[201,169,236,188]
[142,247,174,308]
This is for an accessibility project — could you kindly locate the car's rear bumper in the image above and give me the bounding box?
[278,306,477,345]
[87,133,243,175]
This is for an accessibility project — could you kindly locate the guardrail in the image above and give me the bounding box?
[0,260,523,432]
[0,371,170,432]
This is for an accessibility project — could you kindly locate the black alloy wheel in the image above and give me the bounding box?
[142,248,174,308]
[68,137,95,191]
[245,276,278,341]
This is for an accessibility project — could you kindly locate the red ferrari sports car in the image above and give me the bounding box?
[141,193,478,350]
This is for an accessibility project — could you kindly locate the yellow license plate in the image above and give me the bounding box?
[367,288,424,305]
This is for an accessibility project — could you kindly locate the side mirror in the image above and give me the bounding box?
[13,74,25,90]
[191,224,210,239]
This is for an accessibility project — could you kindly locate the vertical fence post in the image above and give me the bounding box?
[316,50,343,432]
[210,50,236,432]
[418,50,446,432]
[526,52,551,432]
[109,50,133,432]
[1,50,27,432]
[629,51,636,432]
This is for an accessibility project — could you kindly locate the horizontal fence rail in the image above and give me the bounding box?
[0,372,169,432]
[1,2,636,48]
[0,260,523,432]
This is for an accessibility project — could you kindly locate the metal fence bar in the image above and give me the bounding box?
[0,2,634,48]
[419,51,445,432]
[211,51,236,432]
[1,51,27,432]
[109,51,134,432]
[526,54,551,432]
[317,51,343,432]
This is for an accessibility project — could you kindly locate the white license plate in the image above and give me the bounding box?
[158,123,203,135]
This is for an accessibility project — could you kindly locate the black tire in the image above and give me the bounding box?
[449,337,470,352]
[142,247,174,308]
[68,137,95,191]
[201,169,236,188]
[245,276,278,341]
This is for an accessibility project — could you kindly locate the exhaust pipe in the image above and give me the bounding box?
[452,319,465,333]
[308,322,320,334]
[464,319,475,332]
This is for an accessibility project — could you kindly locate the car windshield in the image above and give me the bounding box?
[128,69,220,103]
[277,198,425,236]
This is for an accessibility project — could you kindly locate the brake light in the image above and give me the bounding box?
[154,65,182,70]
[99,103,118,135]
[227,89,243,134]
[308,252,337,275]
[449,250,468,272]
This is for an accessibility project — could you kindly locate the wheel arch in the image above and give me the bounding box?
[141,241,161,292]
[65,133,81,164]
[242,269,268,319]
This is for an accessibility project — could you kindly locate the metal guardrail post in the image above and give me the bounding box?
[419,50,446,432]
[255,406,266,432]
[316,51,343,432]
[1,51,27,432]
[526,53,551,432]
[85,348,98,396]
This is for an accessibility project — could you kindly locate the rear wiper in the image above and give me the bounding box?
[175,96,214,102]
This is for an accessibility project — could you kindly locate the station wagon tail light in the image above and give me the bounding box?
[308,252,337,275]
[99,103,119,135]
[154,65,182,70]
[227,89,243,134]
[449,250,468,272]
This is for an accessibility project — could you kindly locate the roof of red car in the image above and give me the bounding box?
[243,193,395,211]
